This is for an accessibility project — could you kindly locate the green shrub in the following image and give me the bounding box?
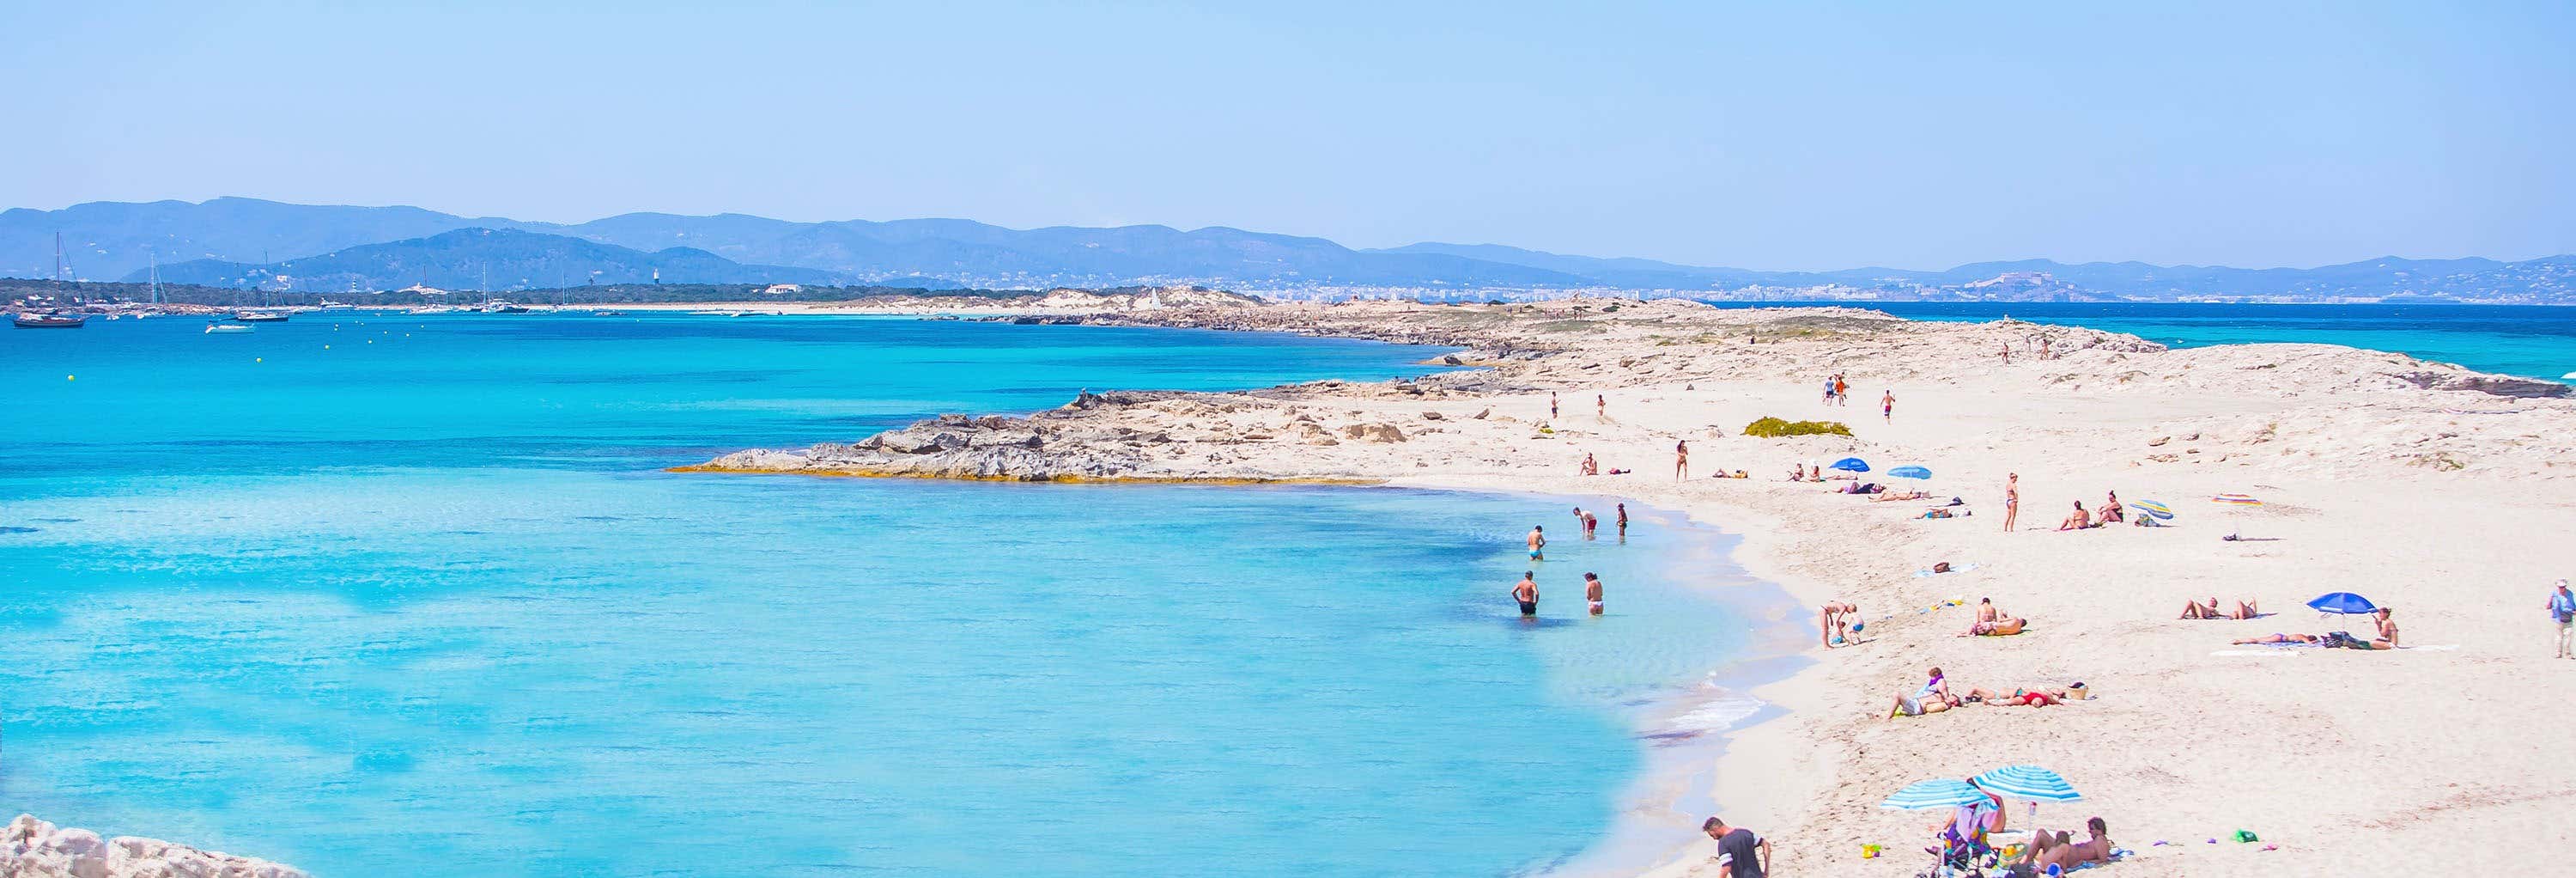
[1742,417,1853,438]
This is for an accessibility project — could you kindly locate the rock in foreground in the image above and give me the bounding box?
[3,814,304,878]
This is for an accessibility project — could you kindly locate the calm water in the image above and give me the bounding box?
[0,314,1770,877]
[1712,301,2576,382]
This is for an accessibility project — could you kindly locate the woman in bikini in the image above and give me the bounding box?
[2233,632,2321,645]
[2182,597,2259,619]
[2057,500,2093,531]
[2002,473,2020,532]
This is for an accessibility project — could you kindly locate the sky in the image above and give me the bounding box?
[3,1,2573,271]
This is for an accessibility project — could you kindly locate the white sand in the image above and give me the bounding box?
[708,298,2576,875]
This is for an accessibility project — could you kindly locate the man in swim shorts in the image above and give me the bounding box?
[1513,572,1539,618]
[1527,525,1546,561]
[1583,572,1604,615]
[1572,506,1598,540]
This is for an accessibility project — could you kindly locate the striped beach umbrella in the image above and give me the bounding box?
[2211,493,2262,540]
[1880,777,1990,811]
[2133,499,2174,520]
[1971,765,2082,802]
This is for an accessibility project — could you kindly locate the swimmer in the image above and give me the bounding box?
[1584,572,1604,615]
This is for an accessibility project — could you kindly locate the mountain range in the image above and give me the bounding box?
[5,197,2572,302]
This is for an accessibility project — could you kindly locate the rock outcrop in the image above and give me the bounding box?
[3,814,304,878]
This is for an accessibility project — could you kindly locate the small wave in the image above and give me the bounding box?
[1643,692,1765,743]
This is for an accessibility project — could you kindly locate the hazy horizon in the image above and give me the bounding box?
[6,2,2573,271]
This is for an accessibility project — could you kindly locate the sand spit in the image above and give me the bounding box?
[700,297,2576,876]
[3,814,304,878]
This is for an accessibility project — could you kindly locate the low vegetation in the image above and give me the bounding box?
[1742,417,1854,438]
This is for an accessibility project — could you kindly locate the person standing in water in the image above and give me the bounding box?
[1583,572,1604,615]
[1615,503,1629,541]
[2002,473,2020,532]
[1881,389,1895,422]
[1572,506,1598,540]
[1513,571,1540,618]
[1674,440,1690,481]
[1527,525,1547,561]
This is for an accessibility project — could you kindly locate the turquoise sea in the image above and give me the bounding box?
[0,314,1783,877]
[1712,301,2576,383]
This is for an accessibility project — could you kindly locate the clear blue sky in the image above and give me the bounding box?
[5,1,2571,270]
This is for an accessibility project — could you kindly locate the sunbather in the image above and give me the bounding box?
[2181,597,2259,619]
[1964,617,2027,637]
[2233,632,2320,645]
[2057,500,2094,531]
[1963,686,2072,706]
[1872,490,1931,502]
[1887,667,1955,719]
[2100,491,2125,523]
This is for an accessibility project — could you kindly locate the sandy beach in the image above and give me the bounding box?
[696,297,2576,875]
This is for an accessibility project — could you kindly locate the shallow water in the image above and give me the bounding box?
[1711,301,2576,382]
[1,314,1773,877]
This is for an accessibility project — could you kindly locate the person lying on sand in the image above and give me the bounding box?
[1872,491,1932,502]
[1961,685,2079,706]
[1964,617,2027,637]
[2234,632,2322,645]
[2182,597,2259,619]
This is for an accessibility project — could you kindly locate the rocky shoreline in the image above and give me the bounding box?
[3,814,304,878]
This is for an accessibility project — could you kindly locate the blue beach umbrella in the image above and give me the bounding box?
[2307,592,2378,615]
[1831,457,1871,473]
[1889,466,1933,480]
[1880,777,1989,811]
[1971,765,2082,802]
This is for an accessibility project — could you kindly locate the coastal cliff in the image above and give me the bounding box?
[3,814,304,878]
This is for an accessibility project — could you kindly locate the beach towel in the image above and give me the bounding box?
[1913,562,1981,577]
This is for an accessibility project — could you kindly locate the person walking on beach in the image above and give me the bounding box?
[1674,440,1690,481]
[1999,341,2012,364]
[1595,393,1606,421]
[1527,525,1547,561]
[1881,389,1895,422]
[2002,473,2020,532]
[1572,506,1598,540]
[1701,816,1771,878]
[1833,374,1849,406]
[1513,571,1540,619]
[1549,392,1559,421]
[1820,375,1836,405]
[1583,572,1604,615]
[2550,580,2575,658]
[1615,503,1629,541]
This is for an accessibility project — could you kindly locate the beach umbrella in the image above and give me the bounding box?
[1880,777,1989,811]
[1971,765,2082,802]
[1831,457,1870,473]
[2133,499,2174,521]
[1889,466,1933,480]
[2307,592,2378,615]
[2211,493,2261,540]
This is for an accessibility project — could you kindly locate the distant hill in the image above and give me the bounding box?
[138,228,842,291]
[12,197,2574,301]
